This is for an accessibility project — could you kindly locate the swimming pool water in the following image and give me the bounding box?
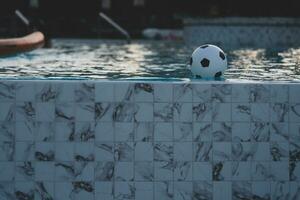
[0,39,299,81]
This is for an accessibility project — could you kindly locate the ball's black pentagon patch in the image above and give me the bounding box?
[190,57,193,65]
[195,75,202,79]
[215,71,222,78]
[200,45,209,49]
[219,51,225,60]
[200,58,210,67]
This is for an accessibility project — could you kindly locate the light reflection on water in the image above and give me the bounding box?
[0,39,299,81]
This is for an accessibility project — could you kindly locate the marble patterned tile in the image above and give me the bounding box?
[290,161,300,181]
[232,162,251,181]
[135,162,154,181]
[95,142,114,161]
[232,103,251,122]
[193,122,212,142]
[193,103,212,122]
[35,182,55,200]
[95,82,114,102]
[0,162,14,181]
[232,142,255,161]
[0,141,14,161]
[211,84,232,103]
[231,123,251,142]
[212,103,231,122]
[0,82,15,102]
[36,83,57,102]
[212,122,232,142]
[135,182,153,200]
[115,122,134,142]
[193,162,212,181]
[35,162,55,181]
[0,122,14,142]
[249,84,270,103]
[213,161,231,181]
[74,142,94,162]
[290,181,300,200]
[193,84,211,103]
[95,102,114,122]
[114,142,134,162]
[55,142,74,161]
[95,161,114,181]
[75,83,95,103]
[15,121,35,141]
[154,123,173,142]
[55,103,75,122]
[15,161,34,181]
[15,142,35,161]
[154,161,174,181]
[134,83,154,102]
[74,122,95,142]
[113,103,136,122]
[154,83,173,102]
[174,161,192,181]
[55,122,75,141]
[95,122,113,142]
[290,104,300,122]
[135,103,153,122]
[251,103,269,122]
[135,142,153,161]
[271,181,289,200]
[270,123,289,142]
[270,103,289,122]
[154,103,173,122]
[56,82,75,102]
[75,103,95,121]
[271,84,289,103]
[35,142,55,161]
[231,84,250,103]
[173,84,192,102]
[174,123,193,142]
[15,102,35,122]
[95,182,114,200]
[213,142,231,161]
[251,122,270,142]
[114,83,134,102]
[0,181,14,199]
[71,182,95,200]
[289,84,300,103]
[14,181,35,200]
[35,105,55,126]
[174,181,193,200]
[232,181,252,200]
[173,103,193,122]
[269,161,289,181]
[114,182,135,200]
[134,122,153,142]
[193,181,213,200]
[289,123,300,142]
[54,182,73,200]
[174,142,193,161]
[0,103,14,122]
[213,181,232,200]
[251,162,271,181]
[270,142,289,161]
[193,142,213,161]
[35,122,55,142]
[154,142,173,162]
[252,181,270,200]
[154,181,173,200]
[115,162,134,181]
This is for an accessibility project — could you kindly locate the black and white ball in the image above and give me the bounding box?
[189,44,227,78]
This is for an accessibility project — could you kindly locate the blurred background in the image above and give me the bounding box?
[0,0,300,38]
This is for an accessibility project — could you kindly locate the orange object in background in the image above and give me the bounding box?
[0,31,45,56]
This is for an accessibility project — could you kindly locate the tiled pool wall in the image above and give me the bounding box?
[184,17,300,48]
[0,80,300,200]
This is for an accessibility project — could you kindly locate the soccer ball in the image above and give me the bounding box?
[189,44,227,79]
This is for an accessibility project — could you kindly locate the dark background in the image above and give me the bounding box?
[0,0,299,38]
